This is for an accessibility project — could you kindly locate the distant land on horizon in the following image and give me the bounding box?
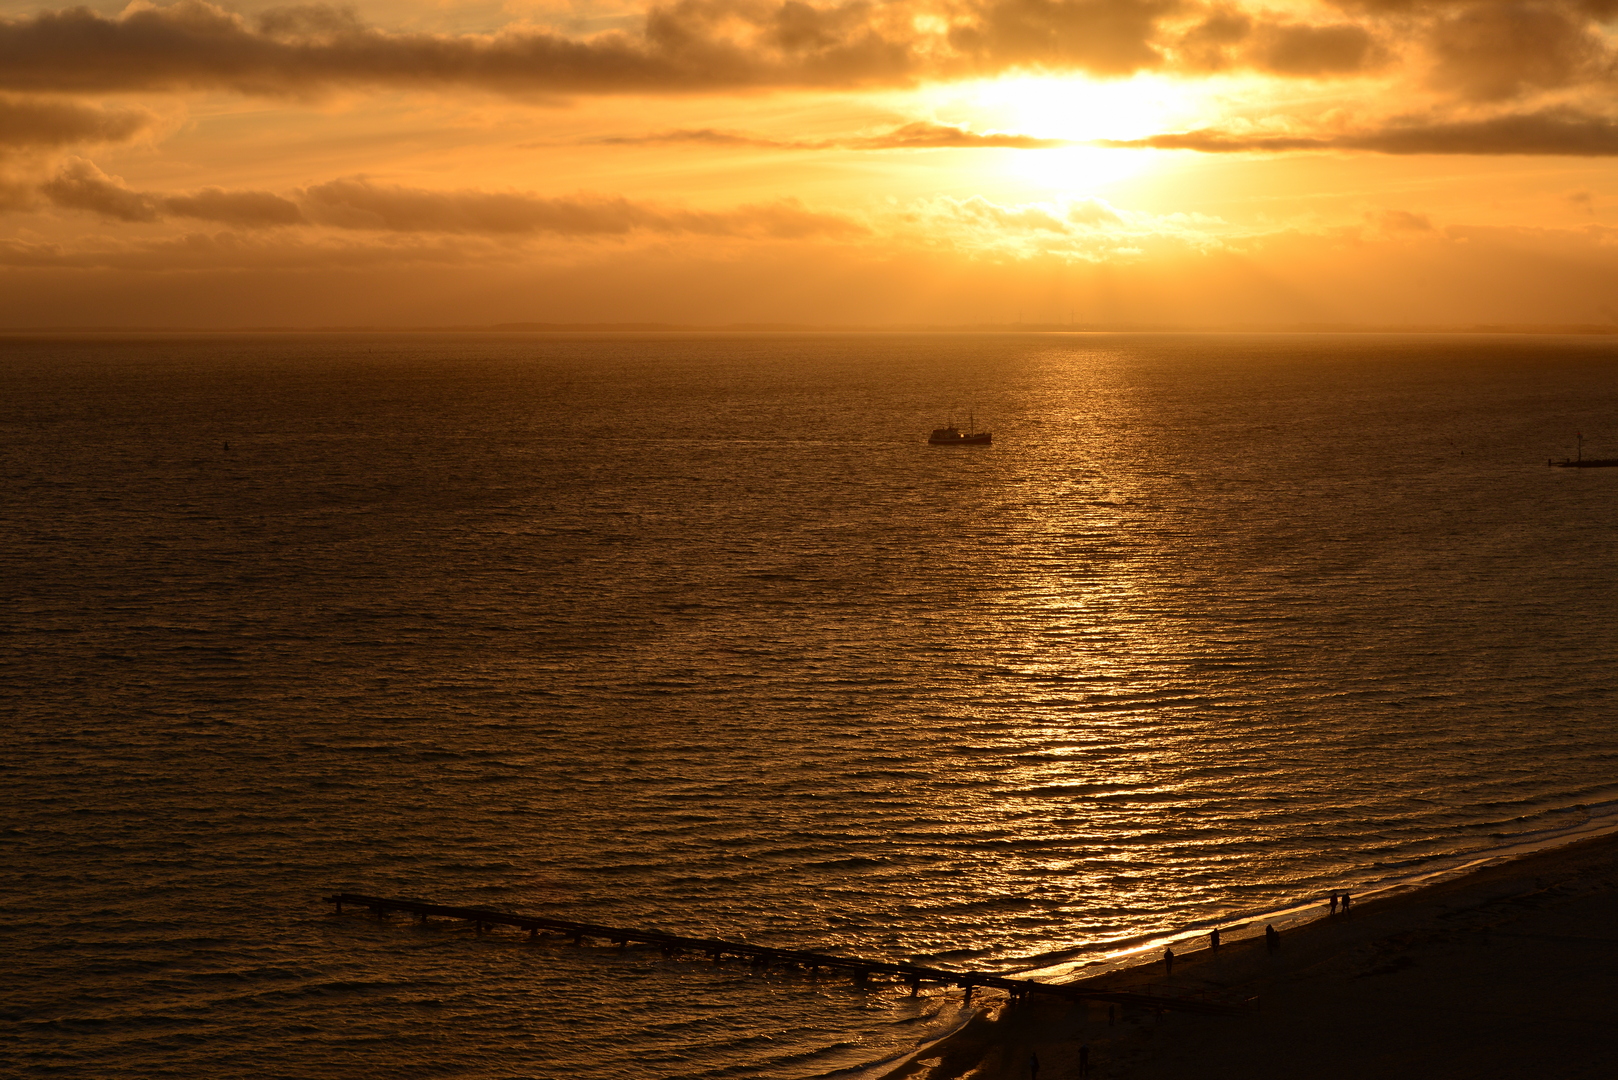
[7,322,1618,337]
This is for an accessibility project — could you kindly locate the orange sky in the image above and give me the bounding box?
[2,0,1617,326]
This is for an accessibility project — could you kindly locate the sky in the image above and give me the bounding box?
[2,0,1617,327]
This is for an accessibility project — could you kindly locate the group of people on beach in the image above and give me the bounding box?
[1160,892,1354,970]
[1029,1044,1091,1079]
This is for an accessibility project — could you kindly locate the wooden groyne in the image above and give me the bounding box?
[324,893,1254,1016]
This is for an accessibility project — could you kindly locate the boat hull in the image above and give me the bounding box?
[928,428,992,446]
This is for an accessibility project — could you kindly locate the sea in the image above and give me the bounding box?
[4,331,1617,1079]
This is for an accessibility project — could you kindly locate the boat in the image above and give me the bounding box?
[1549,432,1618,467]
[928,415,992,446]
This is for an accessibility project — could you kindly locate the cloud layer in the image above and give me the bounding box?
[0,95,154,149]
[37,159,865,238]
[1101,109,1618,155]
[3,0,1592,100]
[593,121,1071,149]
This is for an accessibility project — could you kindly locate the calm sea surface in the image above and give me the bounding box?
[4,332,1617,1078]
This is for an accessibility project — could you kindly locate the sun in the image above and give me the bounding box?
[963,73,1195,142]
[918,73,1205,193]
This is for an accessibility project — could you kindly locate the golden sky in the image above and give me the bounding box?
[3,0,1617,326]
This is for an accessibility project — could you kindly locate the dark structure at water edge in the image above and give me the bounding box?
[1549,433,1618,466]
[325,893,1253,1015]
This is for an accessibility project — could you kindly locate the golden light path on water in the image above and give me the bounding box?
[6,332,1618,1079]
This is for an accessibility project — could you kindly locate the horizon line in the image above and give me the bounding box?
[5,321,1618,336]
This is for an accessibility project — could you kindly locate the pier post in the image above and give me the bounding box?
[963,984,973,1004]
[908,976,920,997]
[529,928,539,942]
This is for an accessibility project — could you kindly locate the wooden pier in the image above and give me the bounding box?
[324,893,1254,1016]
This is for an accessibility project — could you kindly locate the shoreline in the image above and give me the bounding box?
[882,828,1618,1078]
[1020,810,1618,985]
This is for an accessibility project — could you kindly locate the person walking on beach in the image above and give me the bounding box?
[1329,893,1339,914]
[1029,1051,1039,1078]
[1164,947,1175,974]
[1210,927,1221,951]
[1265,924,1280,952]
[1342,892,1352,912]
[1079,1043,1091,1077]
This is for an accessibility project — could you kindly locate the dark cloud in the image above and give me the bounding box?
[256,3,370,39]
[0,232,493,271]
[1425,3,1605,100]
[1254,23,1380,76]
[0,1,927,95]
[41,158,160,221]
[946,0,1178,75]
[3,0,1609,122]
[0,0,1287,97]
[42,159,305,224]
[848,121,1070,148]
[163,188,307,226]
[300,178,677,233]
[590,128,790,147]
[593,122,1069,149]
[1175,8,1252,71]
[1326,0,1618,17]
[0,95,155,148]
[1320,0,1618,98]
[0,2,720,96]
[1174,11,1382,76]
[1351,110,1618,153]
[300,177,863,236]
[1094,130,1335,151]
[37,164,862,238]
[1097,109,1618,155]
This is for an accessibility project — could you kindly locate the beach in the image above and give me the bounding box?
[892,830,1618,1079]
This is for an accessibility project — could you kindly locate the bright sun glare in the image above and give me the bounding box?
[969,74,1191,141]
[927,74,1203,192]
[1005,146,1148,194]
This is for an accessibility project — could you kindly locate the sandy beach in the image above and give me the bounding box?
[888,830,1618,1079]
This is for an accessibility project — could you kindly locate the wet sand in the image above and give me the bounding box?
[886,830,1618,1079]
